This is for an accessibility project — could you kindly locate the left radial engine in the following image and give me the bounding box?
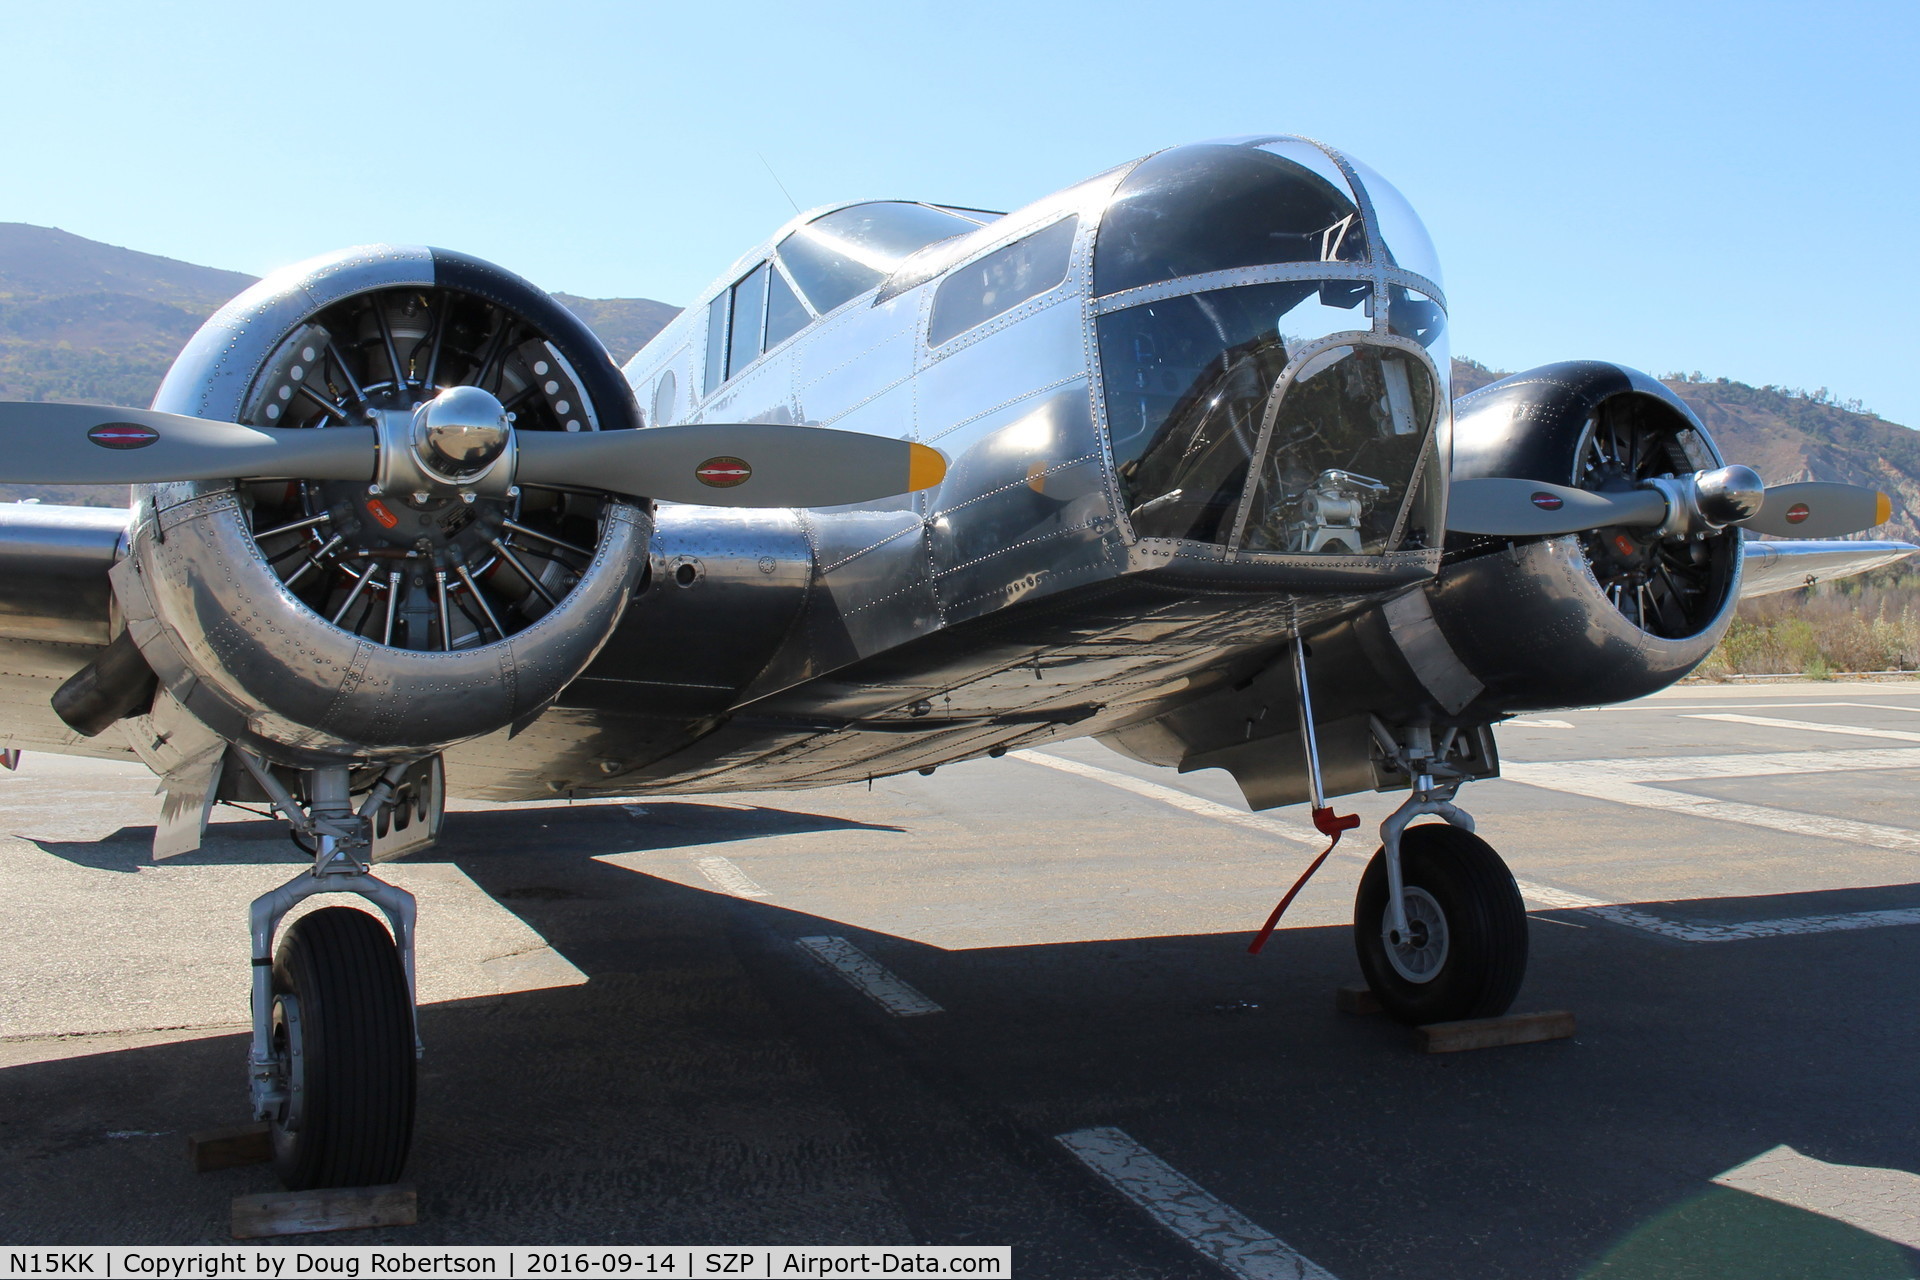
[113,245,651,767]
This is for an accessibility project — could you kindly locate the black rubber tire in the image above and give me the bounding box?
[269,906,416,1190]
[1354,823,1528,1025]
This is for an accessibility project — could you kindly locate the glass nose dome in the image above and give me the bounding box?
[1093,137,1448,556]
[1093,141,1370,297]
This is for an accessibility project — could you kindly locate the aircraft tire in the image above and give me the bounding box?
[1353,824,1528,1025]
[268,906,416,1190]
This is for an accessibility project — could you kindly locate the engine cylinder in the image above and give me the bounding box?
[118,245,651,766]
[1432,360,1741,715]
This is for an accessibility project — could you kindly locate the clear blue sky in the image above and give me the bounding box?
[5,1,1916,426]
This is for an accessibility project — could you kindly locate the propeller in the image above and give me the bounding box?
[0,402,377,485]
[1449,465,1891,541]
[0,394,947,509]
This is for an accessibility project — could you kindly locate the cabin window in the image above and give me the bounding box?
[727,263,770,378]
[703,295,729,395]
[777,202,980,314]
[928,216,1078,347]
[651,370,676,426]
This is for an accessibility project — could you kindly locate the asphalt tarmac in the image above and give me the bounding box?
[3,680,1920,1278]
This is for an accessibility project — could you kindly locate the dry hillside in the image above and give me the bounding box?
[1452,357,1920,545]
[0,225,680,507]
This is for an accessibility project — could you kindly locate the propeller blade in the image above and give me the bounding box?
[1446,478,1669,537]
[1744,481,1892,538]
[516,423,947,508]
[0,402,375,485]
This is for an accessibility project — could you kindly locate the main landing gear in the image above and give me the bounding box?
[1354,725,1528,1024]
[239,757,420,1189]
[1275,638,1530,1024]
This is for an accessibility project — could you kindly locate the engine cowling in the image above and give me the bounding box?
[113,245,651,767]
[1430,360,1742,715]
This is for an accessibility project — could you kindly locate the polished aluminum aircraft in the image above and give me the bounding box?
[0,135,1907,1192]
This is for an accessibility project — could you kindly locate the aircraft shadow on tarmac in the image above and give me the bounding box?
[6,800,1919,1276]
[26,798,907,872]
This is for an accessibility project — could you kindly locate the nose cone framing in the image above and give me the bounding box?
[1091,137,1450,559]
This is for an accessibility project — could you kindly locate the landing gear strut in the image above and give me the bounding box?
[241,757,420,1189]
[1355,723,1528,1024]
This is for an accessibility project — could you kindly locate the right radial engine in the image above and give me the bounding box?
[1431,361,1741,714]
[109,245,651,768]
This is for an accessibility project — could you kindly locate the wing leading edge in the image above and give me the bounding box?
[1740,538,1917,599]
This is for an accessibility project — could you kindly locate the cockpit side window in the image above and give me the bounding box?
[777,202,981,315]
[1093,144,1368,297]
[700,259,825,398]
[728,263,769,378]
[765,266,811,349]
[928,216,1078,347]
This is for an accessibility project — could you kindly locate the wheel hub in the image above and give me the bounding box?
[269,993,306,1133]
[1383,886,1449,984]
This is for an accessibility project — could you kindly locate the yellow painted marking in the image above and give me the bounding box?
[908,443,948,491]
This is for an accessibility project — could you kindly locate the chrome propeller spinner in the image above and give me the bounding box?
[373,385,518,498]
[411,386,512,485]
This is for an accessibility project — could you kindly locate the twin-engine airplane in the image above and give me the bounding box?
[0,135,1908,1192]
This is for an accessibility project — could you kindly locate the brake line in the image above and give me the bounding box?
[1247,637,1360,955]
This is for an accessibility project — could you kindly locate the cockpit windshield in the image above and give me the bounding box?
[1093,143,1368,297]
[1099,281,1443,553]
[777,202,982,315]
[1344,155,1443,287]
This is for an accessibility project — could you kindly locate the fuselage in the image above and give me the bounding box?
[436,137,1456,801]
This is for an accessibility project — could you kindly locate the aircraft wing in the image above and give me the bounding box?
[0,501,138,759]
[1740,538,1917,599]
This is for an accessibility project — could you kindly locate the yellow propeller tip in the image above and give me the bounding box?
[1878,492,1893,525]
[908,443,947,492]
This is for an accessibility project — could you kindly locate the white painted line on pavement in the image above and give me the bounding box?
[1502,758,1920,853]
[1512,746,1920,783]
[1018,751,1602,920]
[1523,891,1920,943]
[1011,751,1325,847]
[1057,1127,1338,1280]
[795,936,943,1017]
[1017,752,1631,922]
[1019,751,1920,945]
[1714,1145,1920,1249]
[1507,718,1575,728]
[1689,712,1920,744]
[694,855,769,898]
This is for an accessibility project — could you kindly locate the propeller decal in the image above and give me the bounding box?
[1784,503,1810,525]
[87,422,159,450]
[1530,492,1564,511]
[695,456,753,488]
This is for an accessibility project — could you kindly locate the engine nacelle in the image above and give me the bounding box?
[112,245,651,767]
[1430,360,1742,715]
